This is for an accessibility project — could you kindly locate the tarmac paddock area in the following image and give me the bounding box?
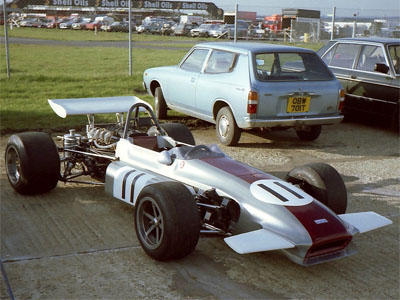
[1,121,399,299]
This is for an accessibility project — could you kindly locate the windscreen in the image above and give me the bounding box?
[255,52,334,81]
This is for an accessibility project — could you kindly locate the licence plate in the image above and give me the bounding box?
[287,96,311,113]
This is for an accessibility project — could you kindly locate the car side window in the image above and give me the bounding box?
[356,45,386,72]
[329,43,360,69]
[389,45,400,75]
[180,49,209,72]
[205,50,237,74]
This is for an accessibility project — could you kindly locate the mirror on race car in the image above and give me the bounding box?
[157,150,172,165]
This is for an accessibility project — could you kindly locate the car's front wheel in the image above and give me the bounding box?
[295,125,322,141]
[5,132,60,195]
[154,87,167,120]
[216,106,241,146]
[135,182,200,260]
[286,163,347,214]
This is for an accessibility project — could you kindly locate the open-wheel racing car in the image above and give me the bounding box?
[5,96,392,266]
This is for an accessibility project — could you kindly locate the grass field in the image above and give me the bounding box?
[0,27,323,132]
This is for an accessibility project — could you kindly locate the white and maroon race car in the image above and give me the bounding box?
[5,96,392,266]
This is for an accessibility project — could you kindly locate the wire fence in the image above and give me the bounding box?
[1,1,399,79]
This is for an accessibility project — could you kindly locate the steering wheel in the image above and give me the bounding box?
[183,145,212,159]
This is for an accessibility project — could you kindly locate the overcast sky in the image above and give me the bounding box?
[213,0,400,18]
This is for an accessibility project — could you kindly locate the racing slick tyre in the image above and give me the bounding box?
[286,163,347,215]
[5,132,60,195]
[295,125,322,141]
[135,182,200,260]
[216,106,241,146]
[159,123,195,145]
[155,87,168,120]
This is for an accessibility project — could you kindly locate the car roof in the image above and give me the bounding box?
[332,37,400,45]
[195,42,315,55]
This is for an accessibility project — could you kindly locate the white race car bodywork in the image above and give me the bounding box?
[43,96,392,265]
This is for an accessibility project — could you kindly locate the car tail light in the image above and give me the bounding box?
[338,89,345,111]
[247,91,259,114]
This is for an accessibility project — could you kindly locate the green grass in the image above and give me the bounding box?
[0,29,323,132]
[0,43,187,131]
[0,26,200,42]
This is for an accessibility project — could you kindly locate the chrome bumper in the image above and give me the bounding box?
[241,115,343,129]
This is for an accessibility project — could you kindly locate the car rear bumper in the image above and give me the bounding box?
[241,115,343,128]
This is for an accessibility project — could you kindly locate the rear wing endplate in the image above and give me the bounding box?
[48,96,151,118]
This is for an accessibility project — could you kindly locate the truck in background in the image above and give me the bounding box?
[263,14,282,34]
[180,15,203,25]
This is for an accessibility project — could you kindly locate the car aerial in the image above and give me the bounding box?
[5,96,391,265]
[143,42,345,146]
[317,37,400,129]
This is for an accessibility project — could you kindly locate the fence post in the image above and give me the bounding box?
[128,0,132,76]
[3,1,11,78]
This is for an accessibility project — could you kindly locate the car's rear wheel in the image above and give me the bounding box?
[286,163,347,214]
[216,106,241,146]
[154,87,168,120]
[159,123,195,145]
[295,125,322,141]
[5,132,60,195]
[135,182,200,260]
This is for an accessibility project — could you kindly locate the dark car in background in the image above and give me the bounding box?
[174,23,197,36]
[318,37,400,128]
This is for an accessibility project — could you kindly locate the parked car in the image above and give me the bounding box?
[85,16,114,31]
[136,24,151,34]
[143,42,344,145]
[5,96,392,265]
[209,23,249,39]
[72,18,91,30]
[161,22,176,36]
[190,24,219,37]
[103,21,132,32]
[317,37,400,129]
[174,23,197,36]
[20,18,40,27]
[59,18,80,29]
[148,22,163,35]
[46,18,66,29]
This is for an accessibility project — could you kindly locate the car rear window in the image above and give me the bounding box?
[255,52,334,81]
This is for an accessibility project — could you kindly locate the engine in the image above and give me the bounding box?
[59,125,121,184]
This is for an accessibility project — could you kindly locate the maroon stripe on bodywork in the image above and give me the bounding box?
[200,157,275,183]
[286,201,352,258]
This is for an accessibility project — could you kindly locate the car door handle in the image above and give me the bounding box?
[190,77,196,83]
[351,75,357,79]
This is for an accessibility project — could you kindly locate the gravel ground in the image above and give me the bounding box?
[1,121,399,299]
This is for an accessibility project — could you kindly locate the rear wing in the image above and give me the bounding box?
[48,96,151,118]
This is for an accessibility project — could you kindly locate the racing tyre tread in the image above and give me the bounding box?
[135,182,200,260]
[5,132,60,195]
[286,163,347,214]
[155,87,168,120]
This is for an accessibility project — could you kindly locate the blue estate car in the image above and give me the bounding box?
[143,42,345,146]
